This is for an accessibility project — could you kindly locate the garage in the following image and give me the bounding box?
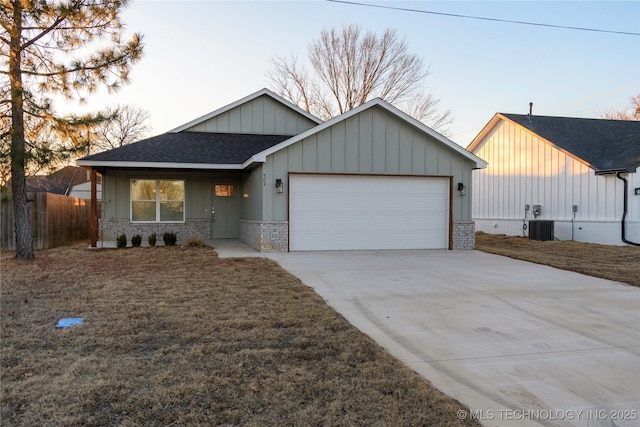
[289,174,450,251]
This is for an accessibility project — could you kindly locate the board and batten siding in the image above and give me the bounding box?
[472,120,639,244]
[261,105,474,222]
[184,94,318,135]
[240,165,264,221]
[101,169,246,221]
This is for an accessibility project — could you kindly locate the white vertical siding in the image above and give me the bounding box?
[472,120,629,223]
[472,118,639,245]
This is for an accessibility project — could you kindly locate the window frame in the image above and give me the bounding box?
[130,179,185,223]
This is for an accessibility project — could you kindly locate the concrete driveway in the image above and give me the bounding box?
[265,250,640,427]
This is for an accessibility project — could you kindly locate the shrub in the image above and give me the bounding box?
[116,233,127,249]
[163,232,177,246]
[148,232,157,247]
[186,237,206,248]
[131,234,142,247]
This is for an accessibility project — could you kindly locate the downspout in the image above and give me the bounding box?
[615,172,640,246]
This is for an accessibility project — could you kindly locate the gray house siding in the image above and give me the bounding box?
[93,91,320,247]
[246,106,476,251]
[264,106,474,221]
[239,164,289,251]
[184,95,318,135]
[240,166,263,221]
[100,169,246,244]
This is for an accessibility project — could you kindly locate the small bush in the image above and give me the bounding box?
[148,232,157,247]
[131,234,142,247]
[163,232,177,246]
[116,233,127,249]
[186,237,206,248]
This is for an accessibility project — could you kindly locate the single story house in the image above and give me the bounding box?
[468,112,640,246]
[77,88,486,251]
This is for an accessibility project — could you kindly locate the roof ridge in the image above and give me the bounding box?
[501,112,640,123]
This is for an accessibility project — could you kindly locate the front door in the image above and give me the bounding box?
[211,183,239,238]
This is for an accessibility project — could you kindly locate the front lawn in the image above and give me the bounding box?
[475,232,640,286]
[1,245,478,426]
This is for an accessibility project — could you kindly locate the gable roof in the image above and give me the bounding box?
[48,166,90,187]
[21,166,94,195]
[468,113,640,173]
[246,97,487,169]
[77,132,292,169]
[78,95,486,171]
[169,88,323,133]
[25,175,68,194]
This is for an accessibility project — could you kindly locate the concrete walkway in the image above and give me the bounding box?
[264,250,640,427]
[208,239,266,258]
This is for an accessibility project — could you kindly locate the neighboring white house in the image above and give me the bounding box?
[468,113,640,246]
[68,181,102,200]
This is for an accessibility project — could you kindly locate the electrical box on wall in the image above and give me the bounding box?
[635,188,640,196]
[532,205,542,218]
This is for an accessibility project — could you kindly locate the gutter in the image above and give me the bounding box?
[615,172,640,246]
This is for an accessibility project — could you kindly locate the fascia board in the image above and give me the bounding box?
[76,160,244,170]
[467,113,503,153]
[241,156,266,169]
[169,88,322,133]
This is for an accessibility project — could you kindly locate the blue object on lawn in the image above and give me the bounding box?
[56,318,83,329]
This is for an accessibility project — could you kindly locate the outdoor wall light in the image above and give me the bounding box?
[457,182,466,197]
[276,179,283,193]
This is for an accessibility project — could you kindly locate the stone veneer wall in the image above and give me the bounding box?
[452,220,475,250]
[240,220,289,252]
[99,218,474,250]
[99,218,209,244]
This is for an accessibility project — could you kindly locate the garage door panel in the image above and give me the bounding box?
[290,175,449,251]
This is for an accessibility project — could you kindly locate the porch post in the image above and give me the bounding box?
[90,169,98,247]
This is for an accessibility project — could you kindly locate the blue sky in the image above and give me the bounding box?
[69,0,640,146]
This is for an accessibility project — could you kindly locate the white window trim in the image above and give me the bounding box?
[130,179,185,223]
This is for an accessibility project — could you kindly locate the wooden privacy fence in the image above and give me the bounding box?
[1,192,99,251]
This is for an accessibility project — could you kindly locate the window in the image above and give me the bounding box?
[131,180,184,222]
[214,185,234,197]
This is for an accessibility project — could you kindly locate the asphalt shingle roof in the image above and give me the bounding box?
[80,132,293,164]
[502,114,640,173]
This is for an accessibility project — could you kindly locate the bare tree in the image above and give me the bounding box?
[92,104,150,152]
[267,24,452,132]
[1,0,143,259]
[602,94,640,121]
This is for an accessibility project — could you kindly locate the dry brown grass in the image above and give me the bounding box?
[475,232,640,286]
[1,244,478,426]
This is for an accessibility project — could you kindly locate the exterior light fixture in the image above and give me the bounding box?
[457,182,466,197]
[276,179,283,193]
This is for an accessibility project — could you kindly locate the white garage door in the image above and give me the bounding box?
[289,174,450,251]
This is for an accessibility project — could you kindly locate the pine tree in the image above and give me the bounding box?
[1,0,143,258]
